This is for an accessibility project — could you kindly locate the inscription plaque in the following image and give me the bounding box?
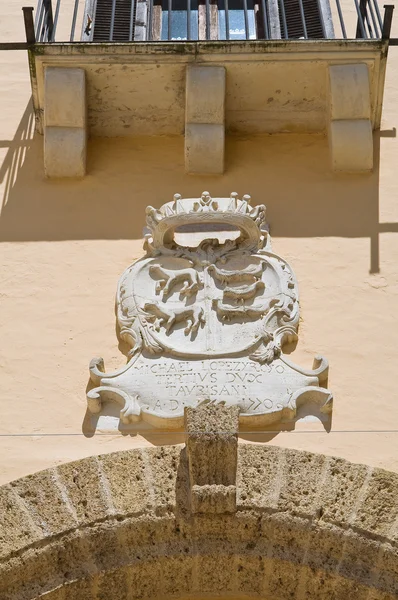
[87,192,332,429]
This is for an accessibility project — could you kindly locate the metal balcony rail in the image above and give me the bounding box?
[20,0,395,44]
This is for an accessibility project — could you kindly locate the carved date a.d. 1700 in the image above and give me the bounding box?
[87,192,332,430]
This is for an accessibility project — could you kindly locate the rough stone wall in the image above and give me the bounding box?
[1,445,397,600]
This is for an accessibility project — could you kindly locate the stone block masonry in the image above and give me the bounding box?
[1,444,398,599]
[328,63,373,172]
[44,67,87,178]
[185,403,239,513]
[185,66,226,174]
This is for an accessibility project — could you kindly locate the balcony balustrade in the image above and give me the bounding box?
[31,0,392,43]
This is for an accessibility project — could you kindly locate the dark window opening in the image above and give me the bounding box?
[161,0,199,39]
[218,0,256,39]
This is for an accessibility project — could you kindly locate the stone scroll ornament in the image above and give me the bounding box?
[87,192,332,429]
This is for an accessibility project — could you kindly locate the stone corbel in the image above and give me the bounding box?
[185,402,239,514]
[44,67,87,178]
[328,63,373,172]
[185,65,226,175]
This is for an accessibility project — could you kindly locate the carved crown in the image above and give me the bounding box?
[145,192,267,249]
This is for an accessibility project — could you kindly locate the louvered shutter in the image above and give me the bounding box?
[94,0,133,40]
[276,0,334,38]
[82,0,143,41]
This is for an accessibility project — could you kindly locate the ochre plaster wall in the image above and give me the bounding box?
[1,1,398,483]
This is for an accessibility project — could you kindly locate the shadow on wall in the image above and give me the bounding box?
[0,99,397,274]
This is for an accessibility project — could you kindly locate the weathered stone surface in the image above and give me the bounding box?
[126,560,162,598]
[185,403,239,487]
[56,457,108,526]
[316,456,370,527]
[0,544,65,600]
[235,554,265,595]
[87,522,123,572]
[237,444,284,509]
[185,123,225,174]
[196,554,236,593]
[329,119,373,172]
[158,555,194,596]
[185,403,238,513]
[354,469,398,536]
[53,529,93,582]
[44,127,87,179]
[99,450,149,516]
[0,485,41,560]
[277,449,327,518]
[376,543,398,595]
[9,469,77,535]
[1,446,398,600]
[37,588,66,600]
[304,521,345,572]
[338,531,380,586]
[260,512,310,564]
[329,63,371,121]
[368,591,398,600]
[60,578,96,600]
[333,577,377,598]
[121,514,177,559]
[303,568,373,599]
[185,66,225,173]
[45,67,86,129]
[186,66,226,125]
[145,445,182,510]
[191,483,237,514]
[97,567,129,600]
[266,558,302,599]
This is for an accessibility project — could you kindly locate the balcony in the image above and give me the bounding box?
[30,0,392,42]
[8,0,396,175]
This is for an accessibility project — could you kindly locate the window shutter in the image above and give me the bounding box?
[277,0,329,38]
[91,0,135,41]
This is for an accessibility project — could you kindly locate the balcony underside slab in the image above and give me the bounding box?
[30,40,387,138]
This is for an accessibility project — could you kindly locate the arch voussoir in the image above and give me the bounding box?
[0,445,397,600]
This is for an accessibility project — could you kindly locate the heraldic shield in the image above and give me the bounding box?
[87,192,332,430]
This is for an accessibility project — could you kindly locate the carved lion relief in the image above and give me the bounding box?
[87,192,332,429]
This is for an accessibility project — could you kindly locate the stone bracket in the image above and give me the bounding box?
[184,402,239,514]
[328,63,373,172]
[185,66,226,175]
[44,67,87,178]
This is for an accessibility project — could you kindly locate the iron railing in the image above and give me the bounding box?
[21,0,395,44]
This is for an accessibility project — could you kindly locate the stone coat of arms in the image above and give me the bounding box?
[87,192,332,429]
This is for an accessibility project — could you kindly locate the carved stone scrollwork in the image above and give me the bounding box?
[87,192,333,430]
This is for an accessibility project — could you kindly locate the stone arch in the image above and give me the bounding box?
[1,444,397,600]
